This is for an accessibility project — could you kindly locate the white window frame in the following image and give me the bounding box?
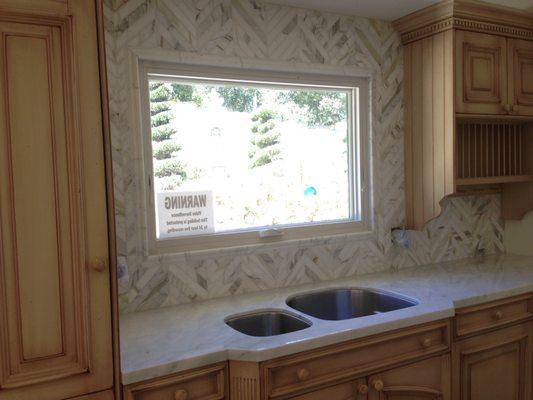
[139,60,372,254]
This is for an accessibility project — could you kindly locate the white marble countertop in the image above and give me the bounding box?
[120,254,533,384]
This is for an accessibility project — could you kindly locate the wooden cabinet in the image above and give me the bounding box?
[260,321,450,399]
[367,355,450,400]
[509,39,533,116]
[452,322,532,400]
[454,293,533,338]
[126,294,531,400]
[394,0,533,229]
[0,1,115,399]
[456,31,508,115]
[288,378,368,400]
[123,363,227,400]
[457,32,533,117]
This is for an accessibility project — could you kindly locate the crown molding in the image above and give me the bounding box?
[393,0,533,44]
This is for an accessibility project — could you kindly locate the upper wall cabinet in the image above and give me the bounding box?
[0,1,114,399]
[394,0,533,229]
[456,31,508,115]
[456,32,533,116]
[509,39,533,116]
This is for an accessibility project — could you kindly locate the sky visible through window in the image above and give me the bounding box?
[149,78,353,238]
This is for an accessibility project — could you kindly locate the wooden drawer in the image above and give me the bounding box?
[262,321,450,399]
[455,294,533,338]
[288,378,368,400]
[123,363,226,400]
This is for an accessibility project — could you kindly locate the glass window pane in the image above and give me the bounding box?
[148,78,355,239]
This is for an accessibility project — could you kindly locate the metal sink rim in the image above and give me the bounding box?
[286,287,419,321]
[224,308,312,337]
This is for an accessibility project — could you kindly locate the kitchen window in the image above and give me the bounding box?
[140,62,371,253]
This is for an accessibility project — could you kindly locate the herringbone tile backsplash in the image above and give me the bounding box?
[103,0,505,313]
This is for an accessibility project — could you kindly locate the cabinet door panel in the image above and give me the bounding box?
[456,31,507,114]
[508,39,533,116]
[0,2,113,399]
[0,15,89,389]
[452,322,532,400]
[289,378,367,400]
[368,355,450,400]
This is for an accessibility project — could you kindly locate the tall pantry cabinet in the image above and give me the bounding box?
[0,1,116,399]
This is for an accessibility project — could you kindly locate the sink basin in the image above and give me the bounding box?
[286,288,418,321]
[225,310,311,337]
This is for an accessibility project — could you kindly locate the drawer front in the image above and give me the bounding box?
[289,378,368,400]
[262,321,450,399]
[124,363,226,400]
[455,294,533,338]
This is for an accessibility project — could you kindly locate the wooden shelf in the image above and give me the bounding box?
[457,114,533,122]
[457,175,533,186]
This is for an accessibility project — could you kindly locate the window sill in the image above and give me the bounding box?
[144,228,376,264]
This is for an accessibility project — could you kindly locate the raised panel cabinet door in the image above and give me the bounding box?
[367,355,450,400]
[0,2,113,400]
[452,322,532,400]
[288,378,369,400]
[456,30,508,115]
[508,39,533,116]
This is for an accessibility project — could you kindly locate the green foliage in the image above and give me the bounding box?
[251,109,275,123]
[249,109,281,168]
[149,81,187,182]
[250,148,281,168]
[171,83,203,107]
[216,87,262,112]
[278,90,347,127]
[150,101,172,116]
[152,125,176,142]
[151,110,173,128]
[253,132,279,148]
[154,158,187,179]
[153,141,182,160]
[149,82,173,103]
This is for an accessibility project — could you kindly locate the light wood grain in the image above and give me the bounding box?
[456,30,508,115]
[229,361,260,400]
[71,390,115,400]
[367,355,450,400]
[452,321,532,400]
[123,363,227,400]
[262,321,450,398]
[508,38,533,116]
[397,1,533,228]
[404,31,456,229]
[454,293,533,338]
[0,1,114,399]
[289,378,368,400]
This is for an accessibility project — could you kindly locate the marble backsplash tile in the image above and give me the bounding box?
[103,0,504,313]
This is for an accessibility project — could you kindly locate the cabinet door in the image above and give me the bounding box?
[508,39,533,116]
[367,355,450,400]
[0,2,113,400]
[452,322,532,400]
[289,378,368,400]
[456,30,508,114]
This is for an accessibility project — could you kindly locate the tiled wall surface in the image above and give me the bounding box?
[103,0,504,313]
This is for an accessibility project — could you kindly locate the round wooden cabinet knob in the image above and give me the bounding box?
[503,104,511,113]
[296,368,310,381]
[357,383,369,395]
[493,310,503,321]
[174,389,188,400]
[422,338,432,349]
[89,258,106,272]
[372,379,384,392]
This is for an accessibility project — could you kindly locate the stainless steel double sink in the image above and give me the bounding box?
[225,288,418,337]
